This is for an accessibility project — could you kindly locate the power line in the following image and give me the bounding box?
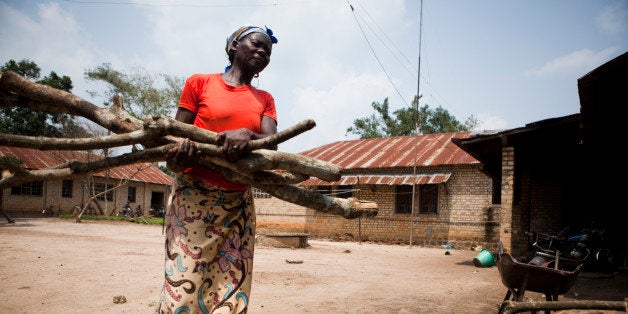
[347,2,409,107]
[61,0,282,7]
[352,2,417,79]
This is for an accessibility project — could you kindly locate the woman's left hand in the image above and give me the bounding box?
[217,128,253,162]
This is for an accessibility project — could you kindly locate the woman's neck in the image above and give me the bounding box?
[221,70,252,87]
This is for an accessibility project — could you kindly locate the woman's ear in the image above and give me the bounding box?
[227,40,239,60]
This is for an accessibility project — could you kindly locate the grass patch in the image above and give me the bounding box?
[59,214,165,225]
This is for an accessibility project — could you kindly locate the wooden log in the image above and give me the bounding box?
[500,299,627,314]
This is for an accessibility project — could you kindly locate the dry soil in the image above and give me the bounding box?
[0,218,626,313]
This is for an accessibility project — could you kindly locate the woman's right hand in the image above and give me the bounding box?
[166,138,200,173]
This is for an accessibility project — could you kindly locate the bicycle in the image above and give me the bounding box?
[527,228,626,272]
[42,205,56,217]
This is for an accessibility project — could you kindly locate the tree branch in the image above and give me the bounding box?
[0,71,139,134]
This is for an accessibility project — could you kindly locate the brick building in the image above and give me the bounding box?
[1,146,172,217]
[255,53,626,255]
[453,52,626,257]
[254,132,499,249]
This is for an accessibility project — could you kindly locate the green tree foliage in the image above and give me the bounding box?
[84,63,184,176]
[84,63,184,119]
[346,96,479,138]
[0,156,22,169]
[158,164,171,176]
[0,59,89,138]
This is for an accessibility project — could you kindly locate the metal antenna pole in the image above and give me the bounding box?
[410,0,423,248]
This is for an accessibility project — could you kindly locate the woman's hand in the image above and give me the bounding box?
[217,128,254,162]
[166,138,201,173]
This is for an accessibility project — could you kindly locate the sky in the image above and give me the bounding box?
[1,0,626,154]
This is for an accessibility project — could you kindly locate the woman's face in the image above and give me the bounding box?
[234,32,273,73]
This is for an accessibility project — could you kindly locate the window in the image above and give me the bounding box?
[335,185,353,198]
[419,184,439,214]
[492,179,501,205]
[317,185,332,196]
[11,181,43,196]
[61,180,73,198]
[94,183,114,201]
[128,186,136,202]
[395,185,414,214]
[252,187,271,199]
[395,184,440,214]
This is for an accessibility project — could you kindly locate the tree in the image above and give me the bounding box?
[84,63,184,119]
[0,59,89,138]
[78,64,184,219]
[80,63,185,218]
[346,96,479,138]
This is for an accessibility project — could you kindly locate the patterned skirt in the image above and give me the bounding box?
[157,173,255,314]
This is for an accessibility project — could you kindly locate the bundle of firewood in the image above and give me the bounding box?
[0,71,378,219]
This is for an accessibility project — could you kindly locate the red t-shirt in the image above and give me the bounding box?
[179,73,277,190]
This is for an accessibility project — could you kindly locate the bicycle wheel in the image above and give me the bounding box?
[607,249,626,269]
[595,248,625,272]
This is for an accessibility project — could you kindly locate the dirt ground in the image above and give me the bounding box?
[1,218,626,314]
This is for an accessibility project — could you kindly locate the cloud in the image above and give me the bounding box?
[279,73,393,153]
[0,2,103,101]
[524,47,619,78]
[596,1,627,36]
[475,114,507,132]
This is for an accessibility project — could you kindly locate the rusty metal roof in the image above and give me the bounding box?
[298,132,479,170]
[0,146,172,185]
[302,173,452,186]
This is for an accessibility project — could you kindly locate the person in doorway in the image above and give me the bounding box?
[159,25,278,313]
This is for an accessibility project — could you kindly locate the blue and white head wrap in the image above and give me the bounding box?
[225,25,278,54]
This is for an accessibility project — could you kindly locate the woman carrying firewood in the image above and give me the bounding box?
[159,25,278,314]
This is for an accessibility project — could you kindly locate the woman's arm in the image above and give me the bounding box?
[256,115,278,150]
[257,116,278,139]
[174,107,197,124]
[166,108,200,172]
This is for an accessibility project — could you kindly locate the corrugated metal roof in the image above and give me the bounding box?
[298,132,479,169]
[0,146,172,185]
[301,173,451,186]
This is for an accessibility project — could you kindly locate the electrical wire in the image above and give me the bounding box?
[62,0,283,7]
[352,2,417,79]
[347,2,409,107]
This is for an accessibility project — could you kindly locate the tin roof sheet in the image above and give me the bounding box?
[0,146,172,185]
[301,173,451,186]
[298,132,479,169]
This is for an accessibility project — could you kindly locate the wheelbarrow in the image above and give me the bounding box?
[496,252,582,314]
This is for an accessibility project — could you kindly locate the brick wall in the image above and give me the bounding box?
[500,147,515,254]
[506,148,565,256]
[255,165,498,248]
[2,178,169,217]
[255,196,308,232]
[528,179,562,235]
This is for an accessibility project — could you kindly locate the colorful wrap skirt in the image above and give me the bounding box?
[157,173,255,314]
